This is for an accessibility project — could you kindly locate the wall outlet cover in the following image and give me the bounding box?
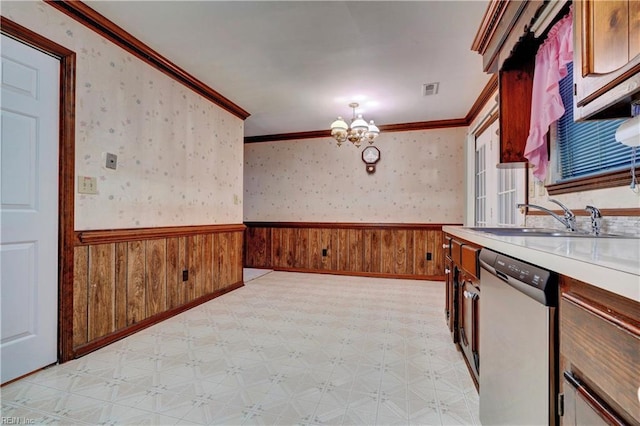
[106,153,117,170]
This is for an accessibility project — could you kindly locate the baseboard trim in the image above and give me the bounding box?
[268,267,445,281]
[72,281,243,358]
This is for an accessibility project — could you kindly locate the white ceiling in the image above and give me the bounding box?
[86,1,492,137]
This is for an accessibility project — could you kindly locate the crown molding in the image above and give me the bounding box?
[471,0,509,55]
[41,1,497,143]
[44,0,250,120]
[244,75,498,144]
[465,73,499,125]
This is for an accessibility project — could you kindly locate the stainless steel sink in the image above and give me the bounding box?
[463,227,637,238]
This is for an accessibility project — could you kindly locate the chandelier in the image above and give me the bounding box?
[330,102,380,147]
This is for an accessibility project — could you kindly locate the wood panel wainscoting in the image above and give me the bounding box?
[72,224,245,357]
[244,222,455,280]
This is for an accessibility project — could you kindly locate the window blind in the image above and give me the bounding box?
[557,62,631,180]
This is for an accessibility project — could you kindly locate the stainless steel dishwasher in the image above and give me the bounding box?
[479,248,558,426]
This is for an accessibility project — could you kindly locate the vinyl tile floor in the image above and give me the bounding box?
[1,270,479,425]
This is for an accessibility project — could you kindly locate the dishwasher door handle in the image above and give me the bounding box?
[496,270,509,282]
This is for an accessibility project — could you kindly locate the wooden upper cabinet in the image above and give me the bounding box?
[574,0,640,120]
[583,1,630,75]
[630,0,640,61]
[472,0,543,163]
[499,57,534,163]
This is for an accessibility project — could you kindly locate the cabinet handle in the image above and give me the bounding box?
[563,371,627,425]
[445,268,451,274]
[463,290,478,299]
[443,244,450,249]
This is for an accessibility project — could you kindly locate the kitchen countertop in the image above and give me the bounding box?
[443,225,640,302]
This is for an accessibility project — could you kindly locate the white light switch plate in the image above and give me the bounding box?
[78,176,98,194]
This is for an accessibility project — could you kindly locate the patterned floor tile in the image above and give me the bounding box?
[1,271,478,425]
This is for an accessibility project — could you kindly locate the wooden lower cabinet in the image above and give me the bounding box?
[245,223,448,279]
[444,255,458,343]
[559,276,640,426]
[444,233,481,389]
[73,225,244,356]
[458,274,480,386]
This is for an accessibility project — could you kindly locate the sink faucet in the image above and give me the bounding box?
[585,205,602,235]
[548,199,578,231]
[517,199,577,232]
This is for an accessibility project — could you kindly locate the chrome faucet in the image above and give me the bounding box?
[548,199,577,231]
[517,199,577,232]
[585,205,602,235]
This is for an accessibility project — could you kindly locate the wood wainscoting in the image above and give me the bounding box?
[244,222,454,280]
[72,224,245,357]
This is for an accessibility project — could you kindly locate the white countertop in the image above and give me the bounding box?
[443,226,640,302]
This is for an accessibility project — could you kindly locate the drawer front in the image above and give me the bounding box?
[563,371,627,426]
[451,239,462,265]
[444,235,452,258]
[561,294,640,424]
[461,244,480,279]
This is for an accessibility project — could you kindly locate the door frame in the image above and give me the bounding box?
[1,17,76,363]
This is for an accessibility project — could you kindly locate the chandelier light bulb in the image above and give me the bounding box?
[331,116,348,131]
[366,120,380,143]
[351,114,369,134]
[329,103,381,147]
[330,116,349,146]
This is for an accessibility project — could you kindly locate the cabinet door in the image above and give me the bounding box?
[574,0,640,119]
[582,0,630,76]
[560,276,640,425]
[458,278,480,383]
[445,256,458,342]
[499,59,533,162]
[630,0,640,61]
[562,372,626,426]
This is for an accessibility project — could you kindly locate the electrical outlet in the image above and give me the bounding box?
[182,270,189,281]
[426,252,432,261]
[105,153,117,170]
[322,248,328,257]
[78,176,98,194]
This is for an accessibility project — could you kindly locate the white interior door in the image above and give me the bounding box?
[1,34,60,383]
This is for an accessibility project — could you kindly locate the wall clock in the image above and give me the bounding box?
[362,146,380,174]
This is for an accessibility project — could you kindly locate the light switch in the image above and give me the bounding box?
[78,176,98,194]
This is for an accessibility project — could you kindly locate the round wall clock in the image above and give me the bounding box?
[362,146,380,173]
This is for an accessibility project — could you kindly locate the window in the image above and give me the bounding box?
[475,144,487,226]
[474,117,526,227]
[497,167,525,226]
[556,62,631,181]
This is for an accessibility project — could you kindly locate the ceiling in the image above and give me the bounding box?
[86,1,492,138]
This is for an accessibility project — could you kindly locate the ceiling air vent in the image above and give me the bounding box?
[422,82,439,96]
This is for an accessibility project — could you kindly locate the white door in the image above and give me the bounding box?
[1,34,60,383]
[474,120,499,226]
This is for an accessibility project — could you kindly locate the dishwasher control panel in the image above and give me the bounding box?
[479,248,557,307]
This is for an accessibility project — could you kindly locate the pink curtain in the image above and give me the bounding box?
[524,9,573,180]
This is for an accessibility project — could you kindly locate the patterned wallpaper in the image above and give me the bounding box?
[2,2,244,230]
[244,128,467,223]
